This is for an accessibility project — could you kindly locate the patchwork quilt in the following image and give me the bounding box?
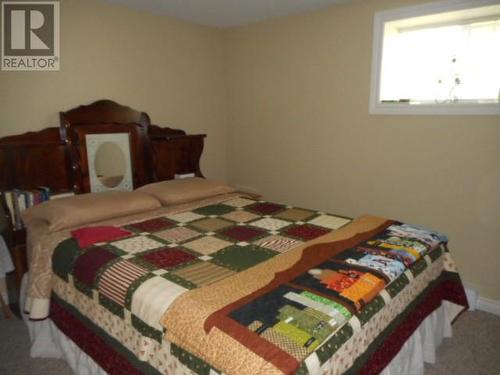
[160,217,467,375]
[49,195,467,375]
[50,196,351,371]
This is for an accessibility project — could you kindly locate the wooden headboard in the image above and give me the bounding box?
[0,100,206,193]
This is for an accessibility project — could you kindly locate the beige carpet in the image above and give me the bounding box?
[0,310,499,375]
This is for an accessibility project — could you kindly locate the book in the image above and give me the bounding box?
[1,186,63,229]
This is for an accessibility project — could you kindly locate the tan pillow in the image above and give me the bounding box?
[22,191,161,232]
[136,177,236,206]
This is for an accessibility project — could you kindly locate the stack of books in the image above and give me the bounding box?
[1,188,75,230]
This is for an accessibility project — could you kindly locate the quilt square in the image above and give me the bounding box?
[128,217,175,233]
[250,218,291,231]
[167,212,205,223]
[98,259,149,306]
[192,204,235,216]
[261,327,309,361]
[53,238,88,283]
[284,224,331,241]
[254,235,303,253]
[183,236,233,255]
[222,210,259,223]
[308,215,351,230]
[140,248,197,269]
[73,247,117,287]
[71,226,132,248]
[211,245,277,271]
[171,262,236,286]
[111,236,165,254]
[223,198,255,208]
[220,226,267,242]
[275,208,315,222]
[155,227,200,243]
[131,276,188,331]
[190,218,234,232]
[247,202,285,215]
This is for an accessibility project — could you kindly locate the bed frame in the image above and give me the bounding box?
[0,99,206,193]
[0,99,206,285]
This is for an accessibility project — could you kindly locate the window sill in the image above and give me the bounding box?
[369,102,500,116]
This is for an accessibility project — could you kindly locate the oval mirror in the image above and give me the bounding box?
[94,142,126,188]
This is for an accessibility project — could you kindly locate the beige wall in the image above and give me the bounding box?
[1,0,498,301]
[0,0,228,180]
[224,0,500,300]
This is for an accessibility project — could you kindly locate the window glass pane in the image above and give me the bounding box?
[380,18,500,104]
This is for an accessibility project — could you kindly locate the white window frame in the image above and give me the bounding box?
[369,0,500,116]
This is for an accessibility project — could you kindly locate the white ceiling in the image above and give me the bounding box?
[103,0,350,28]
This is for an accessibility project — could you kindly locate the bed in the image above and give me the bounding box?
[2,100,468,375]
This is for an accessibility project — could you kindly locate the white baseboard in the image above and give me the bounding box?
[464,287,478,310]
[465,287,500,316]
[477,296,500,316]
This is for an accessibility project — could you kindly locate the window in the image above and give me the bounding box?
[370,0,500,115]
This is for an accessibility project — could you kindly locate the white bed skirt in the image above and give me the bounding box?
[20,274,453,375]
